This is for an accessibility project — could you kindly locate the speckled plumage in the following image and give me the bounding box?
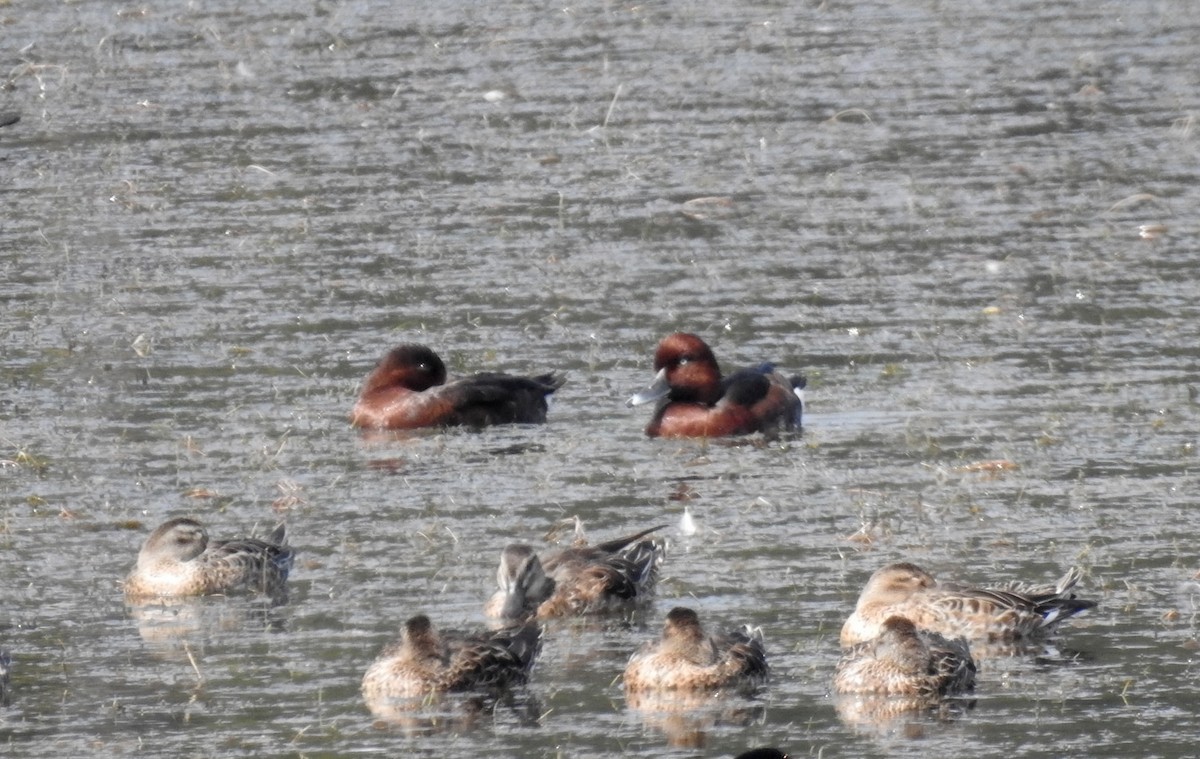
[840,562,1097,648]
[486,526,666,621]
[624,607,767,693]
[361,615,541,703]
[124,517,294,599]
[834,616,976,697]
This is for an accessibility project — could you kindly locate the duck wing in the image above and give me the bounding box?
[440,622,542,692]
[717,625,769,685]
[436,373,565,425]
[204,529,294,593]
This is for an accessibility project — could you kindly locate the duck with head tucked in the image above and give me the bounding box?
[124,517,294,600]
[486,525,666,622]
[350,344,566,430]
[840,562,1097,651]
[361,614,541,707]
[624,607,768,694]
[628,333,805,438]
[834,616,976,698]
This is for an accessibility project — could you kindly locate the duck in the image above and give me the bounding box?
[840,562,1097,648]
[350,344,565,429]
[834,616,976,698]
[486,525,666,621]
[624,607,768,693]
[628,332,804,438]
[361,614,541,702]
[124,517,294,599]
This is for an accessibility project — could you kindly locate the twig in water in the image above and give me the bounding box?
[603,84,623,128]
[183,642,204,684]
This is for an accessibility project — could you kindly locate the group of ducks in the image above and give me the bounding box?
[119,512,1098,728]
[71,331,1100,748]
[124,516,760,710]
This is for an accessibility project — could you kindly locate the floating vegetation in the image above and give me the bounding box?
[184,488,221,499]
[954,459,1019,474]
[2,448,50,476]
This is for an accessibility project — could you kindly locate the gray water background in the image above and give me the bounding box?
[2,0,1200,756]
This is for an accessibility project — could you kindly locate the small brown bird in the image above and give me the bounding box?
[124,517,293,599]
[834,616,976,698]
[840,562,1097,649]
[486,525,665,621]
[361,615,541,704]
[624,607,767,693]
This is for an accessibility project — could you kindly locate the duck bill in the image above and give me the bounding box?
[627,367,670,407]
[499,590,529,620]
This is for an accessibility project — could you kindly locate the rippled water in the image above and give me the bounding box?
[2,0,1199,756]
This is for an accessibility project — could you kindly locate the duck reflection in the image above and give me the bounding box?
[625,688,767,749]
[0,648,10,707]
[834,692,974,739]
[366,689,544,735]
[126,595,288,659]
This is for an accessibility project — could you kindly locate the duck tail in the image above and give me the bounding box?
[266,523,295,575]
[790,374,807,414]
[1039,596,1099,627]
[622,536,667,592]
[1038,567,1098,628]
[727,624,769,683]
[593,525,668,554]
[536,372,568,393]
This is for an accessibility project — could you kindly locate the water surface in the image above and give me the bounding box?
[2,0,1199,757]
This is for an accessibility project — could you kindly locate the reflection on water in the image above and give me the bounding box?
[626,689,768,749]
[834,693,975,741]
[126,596,289,660]
[365,689,543,736]
[0,649,11,708]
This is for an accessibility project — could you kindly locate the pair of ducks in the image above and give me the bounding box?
[350,332,807,439]
[123,518,1097,714]
[833,562,1097,709]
